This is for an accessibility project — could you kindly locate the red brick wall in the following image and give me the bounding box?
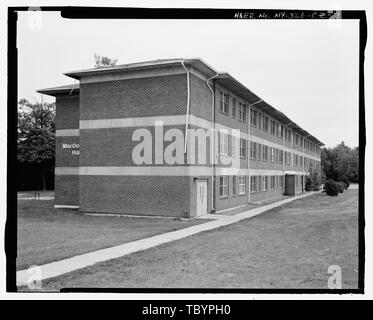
[79,74,192,216]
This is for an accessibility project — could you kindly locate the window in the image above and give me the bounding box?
[275,148,279,163]
[263,145,268,161]
[250,176,257,193]
[219,91,229,114]
[295,134,299,145]
[219,176,229,198]
[279,125,283,138]
[258,112,262,130]
[232,176,237,195]
[294,154,298,166]
[270,176,275,190]
[276,123,280,137]
[263,176,268,191]
[263,116,269,132]
[220,132,228,155]
[250,108,257,126]
[250,141,257,160]
[240,138,246,158]
[279,150,283,164]
[271,120,276,135]
[224,93,229,114]
[257,144,262,161]
[231,136,238,158]
[279,175,284,189]
[239,102,246,122]
[270,147,275,162]
[239,176,246,195]
[232,98,236,118]
[258,175,262,193]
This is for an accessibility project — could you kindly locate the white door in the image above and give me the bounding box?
[196,181,207,216]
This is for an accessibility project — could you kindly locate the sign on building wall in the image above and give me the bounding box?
[62,143,80,156]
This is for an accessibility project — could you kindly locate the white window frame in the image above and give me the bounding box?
[219,176,229,198]
[240,138,246,158]
[270,176,275,190]
[263,176,268,192]
[270,147,275,162]
[239,102,246,122]
[238,176,246,195]
[220,132,229,156]
[250,141,257,160]
[250,176,257,194]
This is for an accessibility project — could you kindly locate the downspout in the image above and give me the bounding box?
[206,73,219,213]
[247,99,262,204]
[181,61,190,154]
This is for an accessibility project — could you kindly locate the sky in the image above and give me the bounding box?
[17,11,359,148]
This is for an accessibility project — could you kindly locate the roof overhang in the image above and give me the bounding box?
[64,58,218,80]
[37,84,80,97]
[215,73,324,146]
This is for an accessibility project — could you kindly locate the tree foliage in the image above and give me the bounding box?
[94,53,118,68]
[17,98,56,190]
[321,141,359,183]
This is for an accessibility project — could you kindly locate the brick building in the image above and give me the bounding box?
[38,58,323,217]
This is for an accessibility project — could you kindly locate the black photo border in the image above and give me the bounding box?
[6,6,366,294]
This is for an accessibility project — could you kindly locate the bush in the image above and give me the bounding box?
[324,179,339,196]
[335,182,345,193]
[340,175,350,189]
[305,171,321,192]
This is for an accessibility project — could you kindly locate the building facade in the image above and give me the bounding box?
[38,58,323,217]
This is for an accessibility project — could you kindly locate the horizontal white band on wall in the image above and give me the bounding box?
[79,114,320,162]
[78,166,308,177]
[79,115,193,130]
[55,205,79,209]
[55,167,79,175]
[56,129,79,137]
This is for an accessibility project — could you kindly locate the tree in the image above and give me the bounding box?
[17,98,55,190]
[321,141,359,183]
[94,53,118,68]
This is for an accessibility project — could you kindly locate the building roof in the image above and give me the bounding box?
[64,58,218,80]
[39,58,323,145]
[37,83,79,96]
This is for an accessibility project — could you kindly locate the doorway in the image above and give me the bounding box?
[196,180,208,216]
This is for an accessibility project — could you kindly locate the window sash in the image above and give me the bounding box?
[263,176,268,191]
[220,132,228,155]
[232,176,237,195]
[240,139,246,158]
[250,176,257,193]
[220,176,229,197]
[238,176,246,195]
[250,141,257,159]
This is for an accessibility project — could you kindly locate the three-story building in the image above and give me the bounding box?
[38,58,323,217]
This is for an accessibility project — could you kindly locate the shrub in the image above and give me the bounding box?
[305,171,321,192]
[340,175,350,189]
[335,182,345,193]
[324,179,339,196]
[305,176,313,191]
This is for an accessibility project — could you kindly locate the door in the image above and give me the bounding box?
[196,180,208,216]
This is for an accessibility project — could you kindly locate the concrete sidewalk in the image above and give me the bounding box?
[17,191,319,287]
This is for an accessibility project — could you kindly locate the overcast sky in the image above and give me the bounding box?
[17,11,359,148]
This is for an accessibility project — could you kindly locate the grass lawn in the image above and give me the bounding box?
[17,200,207,271]
[35,189,359,291]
